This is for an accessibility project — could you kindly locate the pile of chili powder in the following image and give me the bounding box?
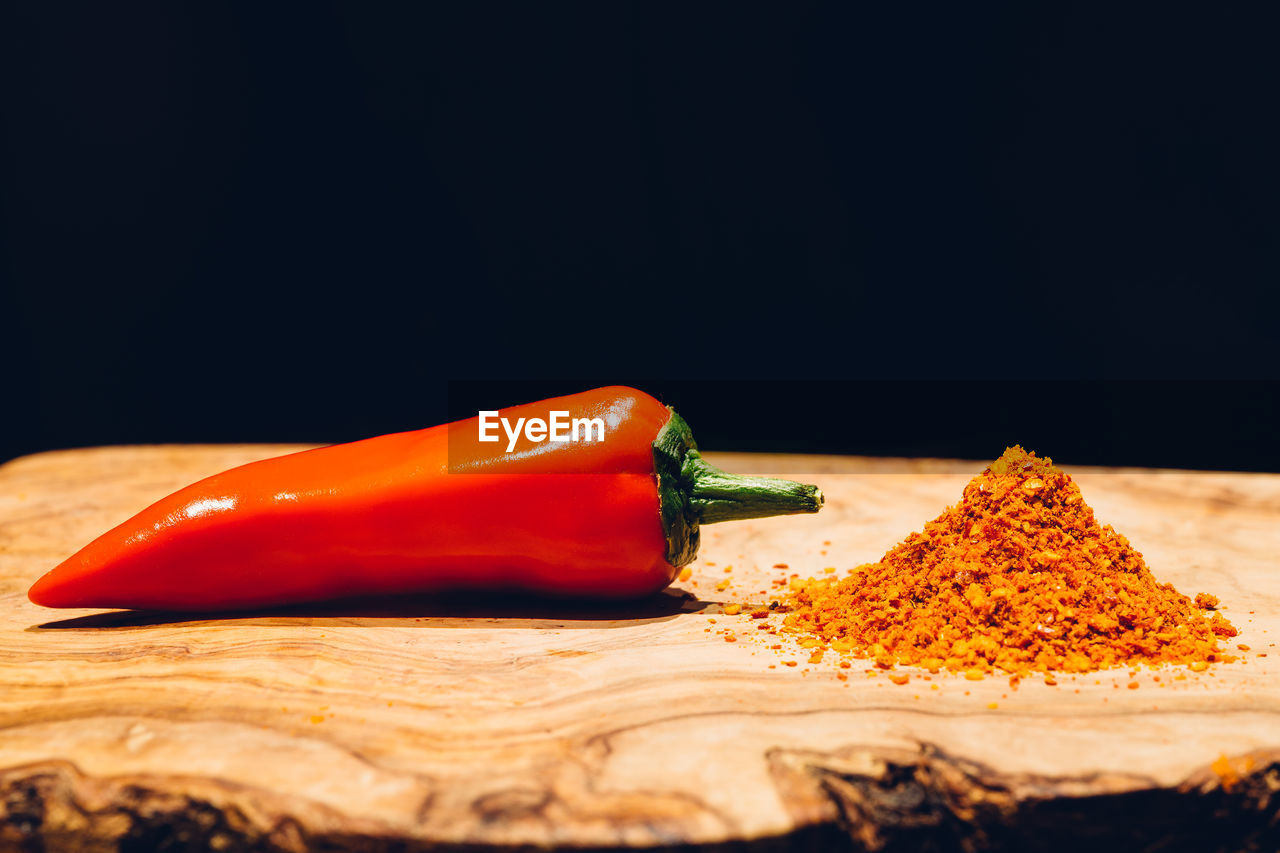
[784,446,1237,677]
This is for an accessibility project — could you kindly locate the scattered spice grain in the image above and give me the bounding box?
[1211,753,1254,793]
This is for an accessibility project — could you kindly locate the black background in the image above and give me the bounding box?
[3,5,1277,470]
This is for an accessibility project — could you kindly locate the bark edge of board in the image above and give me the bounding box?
[2,747,1277,852]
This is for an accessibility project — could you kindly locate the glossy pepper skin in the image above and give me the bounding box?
[28,387,823,611]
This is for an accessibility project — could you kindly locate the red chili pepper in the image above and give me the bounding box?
[29,387,823,611]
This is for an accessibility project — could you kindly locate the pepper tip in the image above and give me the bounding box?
[27,565,80,609]
[27,572,58,608]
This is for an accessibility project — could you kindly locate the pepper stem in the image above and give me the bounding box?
[683,449,824,524]
[651,407,824,567]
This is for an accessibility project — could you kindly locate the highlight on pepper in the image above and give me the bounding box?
[28,386,824,612]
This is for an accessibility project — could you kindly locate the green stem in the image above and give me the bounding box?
[683,449,824,523]
[652,408,824,566]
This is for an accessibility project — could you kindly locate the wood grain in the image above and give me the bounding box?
[1,446,1278,851]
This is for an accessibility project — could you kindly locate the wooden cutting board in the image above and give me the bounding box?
[1,446,1277,852]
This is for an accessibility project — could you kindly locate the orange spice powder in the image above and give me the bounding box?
[783,446,1236,677]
